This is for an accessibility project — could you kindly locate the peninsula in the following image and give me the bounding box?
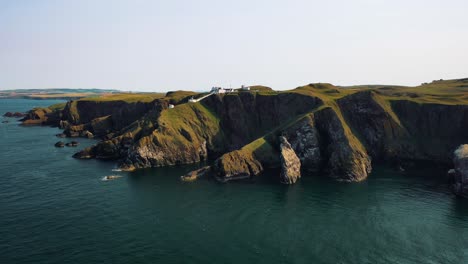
[19,78,468,193]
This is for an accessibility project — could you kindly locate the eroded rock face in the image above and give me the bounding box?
[284,114,322,172]
[315,107,372,182]
[451,145,468,198]
[337,91,407,159]
[214,150,263,182]
[21,108,53,125]
[279,136,301,184]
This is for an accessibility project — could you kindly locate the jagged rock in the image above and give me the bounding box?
[214,150,263,182]
[59,120,70,129]
[73,147,94,159]
[4,112,24,118]
[315,107,372,181]
[181,166,211,182]
[67,131,80,137]
[71,141,79,146]
[56,133,66,138]
[54,141,65,148]
[81,130,94,139]
[279,136,301,184]
[21,108,52,125]
[450,145,468,198]
[337,91,407,159]
[284,114,322,172]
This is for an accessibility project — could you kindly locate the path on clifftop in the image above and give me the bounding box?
[189,92,215,103]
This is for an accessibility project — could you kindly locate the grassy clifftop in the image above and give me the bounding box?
[25,77,468,182]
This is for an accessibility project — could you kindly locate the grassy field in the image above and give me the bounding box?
[82,93,165,102]
[351,78,468,105]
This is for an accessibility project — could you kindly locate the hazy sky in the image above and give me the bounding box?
[1,0,467,91]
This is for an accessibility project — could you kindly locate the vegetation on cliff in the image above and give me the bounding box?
[21,78,468,184]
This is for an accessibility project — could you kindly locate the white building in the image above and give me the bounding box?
[211,86,234,94]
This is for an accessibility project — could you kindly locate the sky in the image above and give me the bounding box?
[0,0,467,92]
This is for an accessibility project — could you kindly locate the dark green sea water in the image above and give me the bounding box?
[1,99,468,264]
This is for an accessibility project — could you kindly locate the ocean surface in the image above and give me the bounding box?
[1,99,468,264]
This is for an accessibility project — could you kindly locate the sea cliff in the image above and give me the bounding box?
[21,79,468,184]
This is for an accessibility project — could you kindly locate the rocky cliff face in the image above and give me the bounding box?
[22,81,468,185]
[450,145,468,198]
[390,100,468,162]
[279,136,301,184]
[21,107,62,126]
[314,107,372,182]
[283,114,322,172]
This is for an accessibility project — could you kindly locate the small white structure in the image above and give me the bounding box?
[240,85,250,91]
[168,104,175,109]
[211,86,235,94]
[188,97,197,103]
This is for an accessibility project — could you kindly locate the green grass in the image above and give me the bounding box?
[288,83,357,102]
[358,78,468,105]
[136,102,225,153]
[83,93,165,102]
[48,102,67,111]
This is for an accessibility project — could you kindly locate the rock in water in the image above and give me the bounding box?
[181,166,211,182]
[279,136,301,184]
[54,141,65,148]
[451,145,468,198]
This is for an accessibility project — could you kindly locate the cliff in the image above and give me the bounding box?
[22,78,468,184]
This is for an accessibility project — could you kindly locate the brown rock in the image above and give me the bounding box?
[279,136,301,184]
[181,166,212,182]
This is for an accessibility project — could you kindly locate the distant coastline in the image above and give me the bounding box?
[0,88,121,101]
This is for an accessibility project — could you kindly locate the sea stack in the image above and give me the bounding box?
[451,144,468,198]
[279,136,301,184]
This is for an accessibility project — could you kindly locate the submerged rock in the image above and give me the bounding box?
[102,175,122,181]
[54,141,65,148]
[450,145,468,198]
[4,112,24,118]
[181,166,211,182]
[279,136,301,184]
[65,141,79,147]
[56,133,66,138]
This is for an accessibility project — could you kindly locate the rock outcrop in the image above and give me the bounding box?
[22,80,468,186]
[450,145,468,198]
[4,112,25,118]
[279,136,301,184]
[214,150,263,182]
[181,166,211,182]
[315,107,372,182]
[283,114,322,172]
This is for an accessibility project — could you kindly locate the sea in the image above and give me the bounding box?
[0,99,467,264]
